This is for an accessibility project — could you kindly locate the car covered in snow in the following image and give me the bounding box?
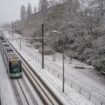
[39,47,55,55]
[27,43,33,47]
[74,63,85,69]
[33,42,42,49]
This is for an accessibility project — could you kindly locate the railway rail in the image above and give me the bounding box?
[11,75,39,105]
[6,36,65,105]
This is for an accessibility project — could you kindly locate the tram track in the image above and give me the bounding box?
[6,35,65,105]
[11,75,39,105]
[11,79,29,105]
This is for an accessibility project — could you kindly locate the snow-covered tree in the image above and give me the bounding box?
[34,6,37,13]
[88,0,105,25]
[27,3,32,17]
[48,0,57,7]
[98,0,105,20]
[20,5,26,21]
[38,0,48,12]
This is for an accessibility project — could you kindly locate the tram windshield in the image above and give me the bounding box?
[11,61,21,73]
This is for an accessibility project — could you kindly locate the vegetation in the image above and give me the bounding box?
[15,0,105,73]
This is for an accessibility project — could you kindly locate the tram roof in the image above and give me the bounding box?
[9,54,20,62]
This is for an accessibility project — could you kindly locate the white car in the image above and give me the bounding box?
[39,47,55,55]
[74,63,85,69]
[33,42,42,49]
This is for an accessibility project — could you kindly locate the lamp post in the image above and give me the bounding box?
[11,22,14,37]
[20,38,21,50]
[52,30,65,93]
[62,47,65,93]
[42,23,44,69]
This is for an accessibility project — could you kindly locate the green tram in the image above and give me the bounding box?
[0,35,22,78]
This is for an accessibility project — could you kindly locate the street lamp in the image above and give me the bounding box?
[11,22,14,37]
[19,38,21,50]
[62,43,65,93]
[52,30,65,93]
[42,23,44,69]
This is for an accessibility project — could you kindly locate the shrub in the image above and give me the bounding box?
[94,59,105,72]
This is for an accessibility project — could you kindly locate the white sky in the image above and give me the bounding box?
[0,0,39,24]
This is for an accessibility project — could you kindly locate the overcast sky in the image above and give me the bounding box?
[0,0,39,24]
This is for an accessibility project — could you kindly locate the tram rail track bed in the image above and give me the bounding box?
[6,35,66,105]
[5,33,95,105]
[11,74,39,105]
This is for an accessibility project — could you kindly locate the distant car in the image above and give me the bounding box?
[74,64,85,69]
[27,43,33,47]
[33,42,42,49]
[39,47,55,55]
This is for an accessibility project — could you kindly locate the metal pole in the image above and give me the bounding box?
[42,23,44,69]
[62,39,65,93]
[20,38,21,50]
[12,22,13,37]
[62,51,65,93]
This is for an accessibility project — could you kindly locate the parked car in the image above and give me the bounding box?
[33,42,42,49]
[74,63,85,69]
[27,43,33,47]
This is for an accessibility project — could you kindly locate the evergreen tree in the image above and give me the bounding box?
[38,0,48,12]
[34,6,37,13]
[48,0,57,7]
[20,5,26,21]
[27,3,32,17]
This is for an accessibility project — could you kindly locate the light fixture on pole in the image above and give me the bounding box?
[42,23,44,69]
[52,30,65,93]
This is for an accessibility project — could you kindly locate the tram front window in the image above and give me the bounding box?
[11,62,21,73]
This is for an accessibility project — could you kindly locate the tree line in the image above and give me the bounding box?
[20,3,33,21]
[20,0,66,21]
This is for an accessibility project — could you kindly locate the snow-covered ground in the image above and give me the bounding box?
[4,32,99,105]
[0,53,17,105]
[8,33,105,105]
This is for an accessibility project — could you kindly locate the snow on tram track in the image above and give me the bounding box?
[5,34,66,105]
[11,75,38,105]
